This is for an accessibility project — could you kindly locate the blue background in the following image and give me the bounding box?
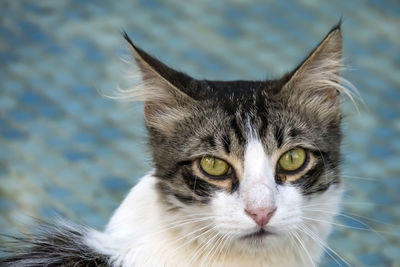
[0,1,399,266]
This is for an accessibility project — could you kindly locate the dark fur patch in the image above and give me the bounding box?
[255,91,268,131]
[230,118,245,145]
[202,135,216,148]
[172,193,198,204]
[274,127,284,148]
[288,128,301,138]
[230,175,240,193]
[0,222,111,267]
[181,168,217,200]
[221,134,231,154]
[156,162,218,205]
[293,157,338,195]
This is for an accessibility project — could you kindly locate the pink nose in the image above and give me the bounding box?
[245,206,277,226]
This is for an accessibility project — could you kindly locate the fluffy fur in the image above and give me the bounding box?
[1,23,355,267]
[88,174,342,267]
[0,221,110,266]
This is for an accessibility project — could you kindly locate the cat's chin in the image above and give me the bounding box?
[233,228,285,252]
[240,229,275,240]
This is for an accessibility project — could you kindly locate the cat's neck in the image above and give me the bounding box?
[86,174,328,267]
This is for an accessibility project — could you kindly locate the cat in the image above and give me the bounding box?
[0,22,353,267]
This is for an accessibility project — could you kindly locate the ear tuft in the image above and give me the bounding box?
[116,32,187,104]
[282,23,358,119]
[114,32,198,133]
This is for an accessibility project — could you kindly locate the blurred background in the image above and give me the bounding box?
[0,0,399,266]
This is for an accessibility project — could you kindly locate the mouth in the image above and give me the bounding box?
[241,229,274,240]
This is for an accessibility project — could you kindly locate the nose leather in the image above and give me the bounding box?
[245,206,277,226]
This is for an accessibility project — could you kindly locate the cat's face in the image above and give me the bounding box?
[123,25,345,252]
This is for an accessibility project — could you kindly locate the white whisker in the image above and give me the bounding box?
[288,232,308,265]
[303,208,395,239]
[299,225,351,267]
[220,234,233,266]
[203,233,226,267]
[137,216,218,243]
[301,216,399,236]
[342,175,379,181]
[292,231,316,267]
[187,228,219,267]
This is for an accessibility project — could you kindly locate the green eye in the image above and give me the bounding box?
[200,156,230,177]
[278,148,306,172]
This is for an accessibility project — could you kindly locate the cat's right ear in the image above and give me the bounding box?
[122,32,197,132]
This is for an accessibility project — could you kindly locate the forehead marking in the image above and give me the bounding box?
[244,138,271,180]
[242,133,276,208]
[243,119,275,186]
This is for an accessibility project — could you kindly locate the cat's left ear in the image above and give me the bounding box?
[281,24,345,121]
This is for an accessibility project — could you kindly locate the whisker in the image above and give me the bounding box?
[301,216,400,236]
[187,228,219,267]
[298,228,343,267]
[162,223,216,260]
[203,232,226,267]
[339,211,398,228]
[298,225,352,267]
[137,216,218,242]
[292,231,316,267]
[220,234,233,266]
[302,201,391,209]
[288,232,308,265]
[341,175,379,181]
[211,233,232,267]
[304,208,398,233]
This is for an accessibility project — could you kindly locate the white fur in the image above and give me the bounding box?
[240,137,276,210]
[85,153,341,267]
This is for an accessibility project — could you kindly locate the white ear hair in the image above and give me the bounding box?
[283,27,359,116]
[111,41,185,104]
[106,33,198,133]
[298,55,355,96]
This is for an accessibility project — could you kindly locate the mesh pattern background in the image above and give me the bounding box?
[0,1,399,266]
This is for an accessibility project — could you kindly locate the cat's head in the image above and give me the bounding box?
[124,24,348,252]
